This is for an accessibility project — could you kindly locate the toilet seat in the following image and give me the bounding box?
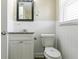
[44,47,61,58]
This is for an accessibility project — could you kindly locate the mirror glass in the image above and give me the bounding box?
[17,2,33,21]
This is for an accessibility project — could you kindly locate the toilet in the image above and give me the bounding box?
[40,34,62,59]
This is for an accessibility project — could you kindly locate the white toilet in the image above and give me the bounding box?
[40,34,62,59]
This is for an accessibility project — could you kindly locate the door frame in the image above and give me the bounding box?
[1,0,8,59]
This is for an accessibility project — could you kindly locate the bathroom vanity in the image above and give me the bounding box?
[8,32,34,59]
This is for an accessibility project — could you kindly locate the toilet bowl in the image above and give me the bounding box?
[44,47,62,59]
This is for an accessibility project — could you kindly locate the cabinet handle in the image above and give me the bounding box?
[19,41,23,43]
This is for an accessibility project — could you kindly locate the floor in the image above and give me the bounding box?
[35,57,45,59]
[35,58,44,59]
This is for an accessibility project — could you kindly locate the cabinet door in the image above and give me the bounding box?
[22,41,34,59]
[8,41,34,59]
[8,41,23,59]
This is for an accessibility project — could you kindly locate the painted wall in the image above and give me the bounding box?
[56,21,78,59]
[63,0,78,21]
[7,0,56,22]
[7,0,56,57]
[56,0,78,59]
[34,0,56,20]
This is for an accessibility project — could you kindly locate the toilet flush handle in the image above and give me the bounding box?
[34,37,37,40]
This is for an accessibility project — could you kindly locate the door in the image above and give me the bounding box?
[1,0,7,59]
[9,41,33,59]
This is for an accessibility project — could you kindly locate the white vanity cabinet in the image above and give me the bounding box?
[8,33,34,59]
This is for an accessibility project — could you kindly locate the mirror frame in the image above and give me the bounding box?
[17,1,34,21]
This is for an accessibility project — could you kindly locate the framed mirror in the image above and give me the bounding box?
[17,1,34,21]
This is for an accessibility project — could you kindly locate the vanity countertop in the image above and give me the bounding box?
[8,32,34,34]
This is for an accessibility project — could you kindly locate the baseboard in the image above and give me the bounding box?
[34,52,44,58]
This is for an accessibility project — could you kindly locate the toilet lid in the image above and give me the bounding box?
[45,47,61,58]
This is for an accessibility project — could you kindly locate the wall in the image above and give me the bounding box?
[7,0,56,57]
[63,0,78,21]
[56,21,78,59]
[7,0,56,22]
[34,0,56,20]
[56,0,78,59]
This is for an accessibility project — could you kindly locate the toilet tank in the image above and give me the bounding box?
[40,34,56,47]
